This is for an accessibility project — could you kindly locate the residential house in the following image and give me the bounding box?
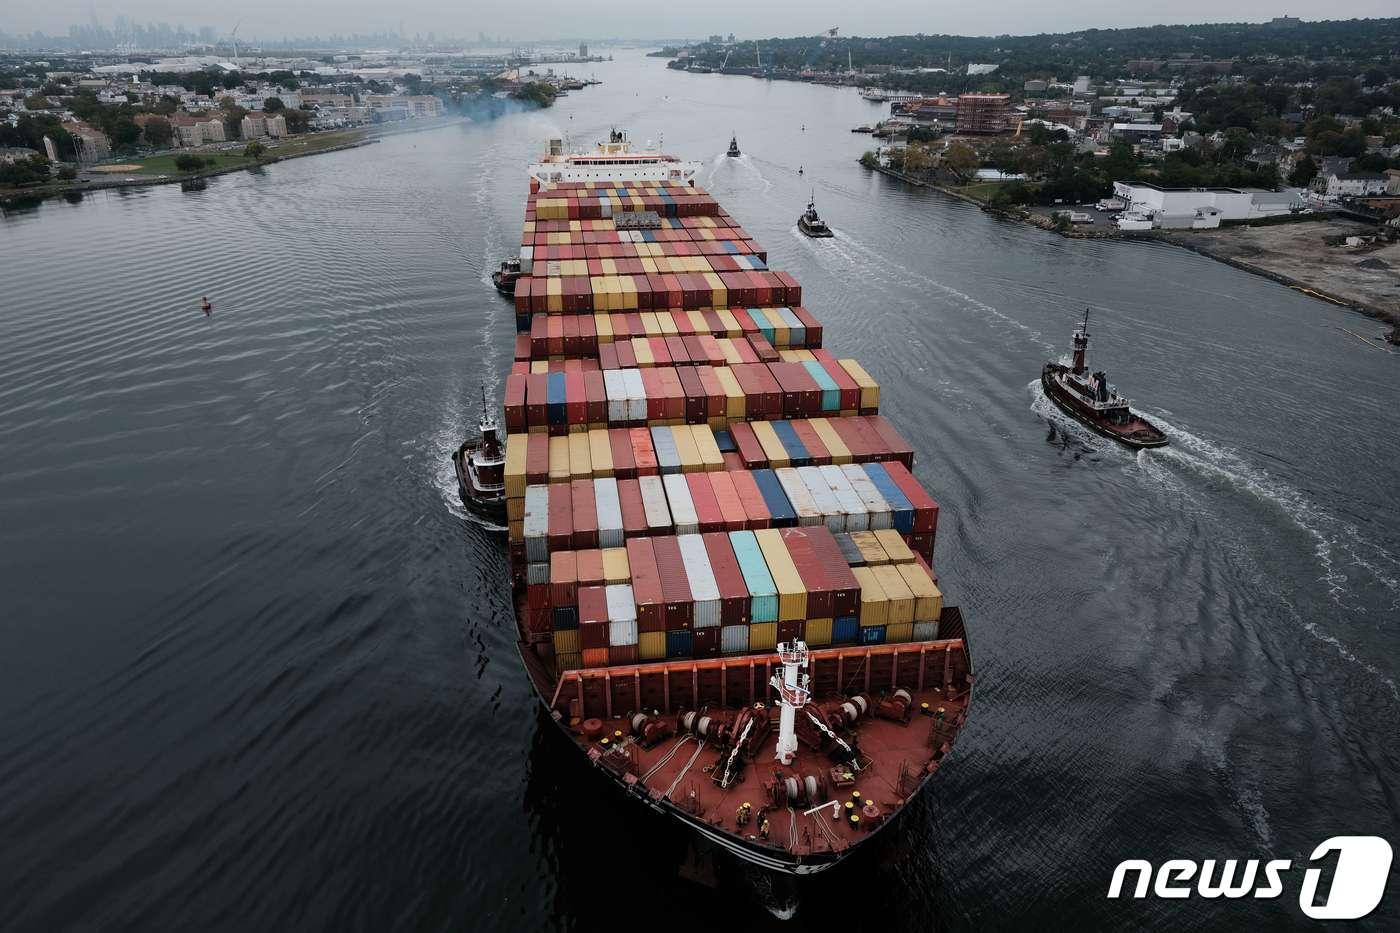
[240,112,268,139]
[1310,170,1389,199]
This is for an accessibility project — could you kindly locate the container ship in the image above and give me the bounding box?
[492,130,973,875]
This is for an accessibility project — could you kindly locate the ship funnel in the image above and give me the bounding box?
[548,138,563,156]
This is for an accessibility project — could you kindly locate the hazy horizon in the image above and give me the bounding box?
[5,3,1398,43]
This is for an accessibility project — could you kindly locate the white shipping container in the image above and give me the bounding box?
[638,475,673,532]
[609,618,639,646]
[798,465,846,533]
[775,467,823,527]
[820,465,870,533]
[594,477,624,548]
[720,624,750,653]
[605,583,637,621]
[527,561,550,585]
[841,464,893,530]
[519,245,533,275]
[523,485,551,563]
[604,369,628,424]
[623,368,647,422]
[677,534,721,627]
[913,620,940,642]
[663,473,699,535]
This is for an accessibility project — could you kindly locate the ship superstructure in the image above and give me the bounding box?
[528,129,703,186]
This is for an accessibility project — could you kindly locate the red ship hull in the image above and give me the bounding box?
[1041,363,1168,449]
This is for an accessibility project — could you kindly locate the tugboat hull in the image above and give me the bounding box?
[798,218,834,238]
[451,444,507,524]
[1041,364,1167,449]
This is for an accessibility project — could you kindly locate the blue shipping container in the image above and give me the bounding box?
[728,530,779,623]
[861,463,915,534]
[770,420,811,466]
[801,360,842,412]
[751,469,797,527]
[859,624,887,646]
[667,630,693,659]
[713,429,736,453]
[650,426,681,474]
[750,308,775,345]
[546,372,567,426]
[833,616,860,644]
[777,308,806,347]
[552,607,579,631]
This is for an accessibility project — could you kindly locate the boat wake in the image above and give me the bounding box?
[1028,379,1400,700]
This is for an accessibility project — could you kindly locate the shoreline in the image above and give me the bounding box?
[866,163,1397,326]
[1,116,472,205]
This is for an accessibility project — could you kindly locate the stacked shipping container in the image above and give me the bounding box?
[508,175,952,673]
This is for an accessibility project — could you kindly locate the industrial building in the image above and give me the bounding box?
[1111,182,1306,230]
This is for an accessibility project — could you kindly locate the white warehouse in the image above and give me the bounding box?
[1111,182,1306,230]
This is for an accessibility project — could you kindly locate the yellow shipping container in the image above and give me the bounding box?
[671,422,702,473]
[600,258,618,276]
[590,276,607,311]
[529,360,549,375]
[788,349,815,362]
[716,308,741,337]
[873,529,915,564]
[872,564,915,625]
[691,425,724,471]
[751,420,790,468]
[703,272,727,308]
[546,277,564,313]
[507,496,526,522]
[639,631,666,661]
[885,622,913,644]
[639,311,661,335]
[620,276,638,310]
[632,337,655,367]
[808,418,852,464]
[849,530,889,566]
[805,618,833,647]
[896,562,943,622]
[508,520,523,542]
[717,337,745,367]
[642,257,659,274]
[548,436,570,482]
[852,566,889,626]
[504,436,528,498]
[777,349,802,362]
[557,652,583,672]
[839,359,881,410]
[749,621,778,651]
[602,547,630,585]
[686,310,711,335]
[568,432,591,480]
[568,219,582,233]
[754,529,807,621]
[761,308,790,347]
[657,309,679,336]
[714,367,746,418]
[594,313,613,343]
[588,429,613,477]
[552,629,581,655]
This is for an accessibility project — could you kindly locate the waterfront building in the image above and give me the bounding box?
[955,93,1011,135]
[1112,182,1306,229]
[241,112,268,139]
[1311,171,1390,200]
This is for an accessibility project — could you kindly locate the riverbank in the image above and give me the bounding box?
[1,117,470,205]
[867,161,1398,324]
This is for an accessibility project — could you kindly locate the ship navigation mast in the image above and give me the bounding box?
[770,641,811,765]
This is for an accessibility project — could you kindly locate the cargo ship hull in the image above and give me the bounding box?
[491,131,975,879]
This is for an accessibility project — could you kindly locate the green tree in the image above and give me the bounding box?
[173,153,206,172]
[942,142,978,179]
[280,109,311,134]
[243,140,266,159]
[143,116,173,147]
[1102,140,1138,181]
[57,165,77,180]
[263,96,285,113]
[859,151,880,169]
[1287,155,1317,187]
[24,93,52,110]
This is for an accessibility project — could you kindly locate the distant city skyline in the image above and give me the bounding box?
[5,3,1398,46]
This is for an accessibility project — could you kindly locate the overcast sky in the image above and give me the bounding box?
[10,2,1397,40]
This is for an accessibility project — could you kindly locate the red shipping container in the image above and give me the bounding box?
[747,333,780,363]
[672,310,695,337]
[647,335,671,368]
[617,478,648,537]
[584,370,606,424]
[658,367,686,422]
[769,362,821,418]
[729,468,771,529]
[598,342,619,371]
[806,530,860,618]
[504,373,527,433]
[514,276,533,313]
[685,472,724,532]
[615,339,638,369]
[526,607,552,637]
[790,420,830,465]
[570,478,598,548]
[550,550,578,607]
[775,272,802,308]
[525,433,550,484]
[639,367,665,422]
[514,333,531,362]
[696,366,725,419]
[829,416,872,461]
[692,626,720,658]
[561,314,582,356]
[608,645,639,665]
[547,482,573,553]
[866,416,916,468]
[677,366,707,425]
[816,358,861,412]
[651,535,694,630]
[626,537,665,633]
[526,373,549,428]
[728,421,766,469]
[779,526,833,617]
[609,428,637,479]
[576,548,605,586]
[730,307,758,335]
[706,471,748,532]
[790,307,821,347]
[527,581,551,610]
[564,371,586,427]
[777,620,806,644]
[665,335,690,365]
[701,531,750,627]
[696,336,725,368]
[882,461,940,537]
[630,427,658,476]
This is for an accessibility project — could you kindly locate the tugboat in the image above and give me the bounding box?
[451,388,508,523]
[492,257,522,296]
[726,134,741,157]
[797,193,834,238]
[1041,310,1168,449]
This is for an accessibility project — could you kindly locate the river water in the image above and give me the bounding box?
[2,51,1397,931]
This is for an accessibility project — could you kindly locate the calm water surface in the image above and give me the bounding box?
[2,52,1398,931]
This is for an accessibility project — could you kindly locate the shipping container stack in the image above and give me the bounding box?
[506,179,951,672]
